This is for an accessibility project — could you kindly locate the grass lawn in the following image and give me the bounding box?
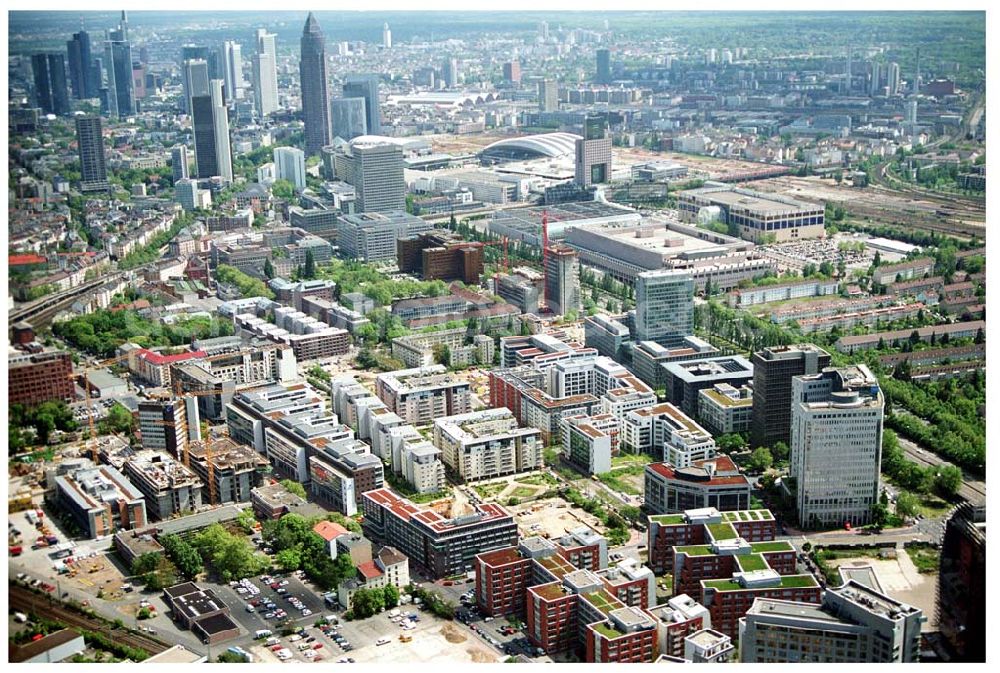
[510,486,537,499]
[611,453,653,468]
[597,473,641,495]
[913,493,954,518]
[906,546,941,574]
[515,473,559,487]
[472,482,507,500]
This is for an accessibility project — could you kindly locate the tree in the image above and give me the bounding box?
[771,441,790,462]
[271,179,295,200]
[264,258,275,280]
[382,584,400,609]
[747,446,774,473]
[132,553,160,576]
[161,534,204,580]
[100,402,135,435]
[216,651,247,663]
[872,251,882,268]
[933,465,963,497]
[895,492,920,518]
[275,548,302,572]
[819,261,834,277]
[716,433,747,453]
[303,249,316,280]
[351,587,385,619]
[280,479,307,499]
[870,501,890,529]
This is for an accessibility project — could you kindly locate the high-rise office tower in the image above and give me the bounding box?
[300,13,333,156]
[442,58,459,88]
[32,53,71,116]
[104,13,135,118]
[790,365,883,529]
[223,40,244,102]
[502,60,521,83]
[538,79,559,112]
[906,99,918,126]
[343,75,381,136]
[886,62,900,96]
[869,61,882,96]
[845,46,852,94]
[171,145,190,182]
[544,245,581,317]
[539,21,549,40]
[75,115,109,192]
[274,146,307,191]
[575,115,612,186]
[252,29,279,117]
[181,44,222,79]
[67,30,95,99]
[634,269,694,347]
[334,141,405,213]
[750,344,831,448]
[192,79,233,182]
[332,97,368,140]
[595,48,611,83]
[182,58,210,114]
[383,22,392,49]
[937,503,985,662]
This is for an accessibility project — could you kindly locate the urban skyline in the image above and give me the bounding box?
[5,5,988,667]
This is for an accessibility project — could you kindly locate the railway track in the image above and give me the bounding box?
[9,583,170,656]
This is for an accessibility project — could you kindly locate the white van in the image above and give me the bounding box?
[254,629,273,639]
[376,637,391,646]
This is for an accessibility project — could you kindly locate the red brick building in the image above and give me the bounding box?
[647,507,778,573]
[8,350,75,407]
[700,574,821,639]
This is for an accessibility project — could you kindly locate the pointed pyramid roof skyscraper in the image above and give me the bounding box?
[304,12,322,35]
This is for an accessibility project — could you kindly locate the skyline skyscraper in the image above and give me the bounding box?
[442,58,459,88]
[634,269,694,347]
[332,97,368,140]
[182,58,210,114]
[223,40,244,103]
[333,141,405,213]
[343,75,381,136]
[596,47,611,83]
[575,114,612,186]
[544,244,581,317]
[104,12,135,118]
[75,114,109,192]
[66,29,96,99]
[171,144,190,182]
[383,22,392,49]
[538,79,559,112]
[300,13,333,156]
[253,28,279,117]
[32,53,71,116]
[192,79,233,182]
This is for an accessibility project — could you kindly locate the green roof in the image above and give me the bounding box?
[751,541,795,553]
[779,575,819,589]
[707,522,739,541]
[702,574,818,592]
[702,578,742,591]
[675,545,714,556]
[532,582,569,601]
[735,554,768,572]
[591,622,624,639]
[650,514,686,525]
[582,590,623,616]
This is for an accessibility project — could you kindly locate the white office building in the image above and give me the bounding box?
[790,365,884,529]
[274,146,307,191]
